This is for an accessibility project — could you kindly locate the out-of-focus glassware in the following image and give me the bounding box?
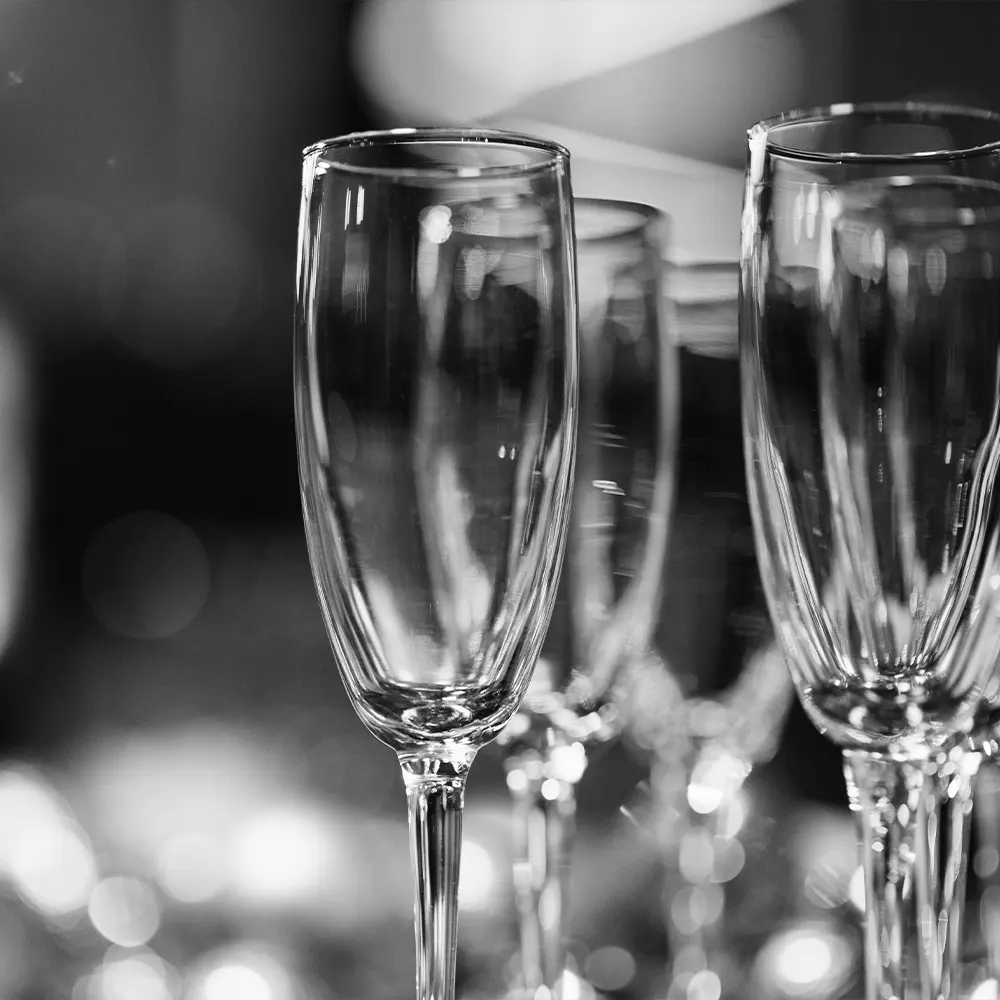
[618,258,793,999]
[497,198,677,1000]
[621,642,792,1000]
[742,100,1000,1000]
[294,127,578,1000]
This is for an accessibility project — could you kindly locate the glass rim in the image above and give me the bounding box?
[573,197,664,244]
[302,126,571,179]
[748,101,1000,163]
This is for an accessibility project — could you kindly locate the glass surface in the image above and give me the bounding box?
[498,197,677,999]
[297,128,577,753]
[746,168,1000,757]
[741,101,1000,1000]
[510,199,677,739]
[294,127,578,1000]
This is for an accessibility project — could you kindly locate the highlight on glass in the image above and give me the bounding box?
[293,127,579,1000]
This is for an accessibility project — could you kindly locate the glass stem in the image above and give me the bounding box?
[506,747,581,998]
[844,749,975,1000]
[399,748,476,1000]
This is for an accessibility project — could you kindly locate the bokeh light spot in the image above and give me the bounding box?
[123,200,257,366]
[459,839,496,913]
[559,967,595,1000]
[687,750,747,815]
[679,827,715,882]
[755,922,854,999]
[188,947,294,1000]
[204,965,271,1000]
[87,875,161,947]
[155,831,225,904]
[670,884,723,935]
[975,845,1000,880]
[776,934,831,987]
[711,836,745,883]
[10,822,96,918]
[0,770,97,921]
[231,805,333,906]
[687,969,721,1000]
[82,511,211,639]
[584,946,636,993]
[76,950,174,1000]
[0,197,125,347]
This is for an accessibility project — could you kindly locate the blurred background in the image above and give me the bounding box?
[0,1,998,997]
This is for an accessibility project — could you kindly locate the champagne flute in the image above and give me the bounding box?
[498,198,678,999]
[294,128,578,1000]
[742,108,1000,1000]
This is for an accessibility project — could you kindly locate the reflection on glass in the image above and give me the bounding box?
[742,102,1000,1000]
[294,128,578,1000]
[497,198,677,1000]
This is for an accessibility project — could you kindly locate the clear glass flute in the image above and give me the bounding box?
[743,117,1000,1000]
[497,198,678,999]
[294,128,578,1000]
